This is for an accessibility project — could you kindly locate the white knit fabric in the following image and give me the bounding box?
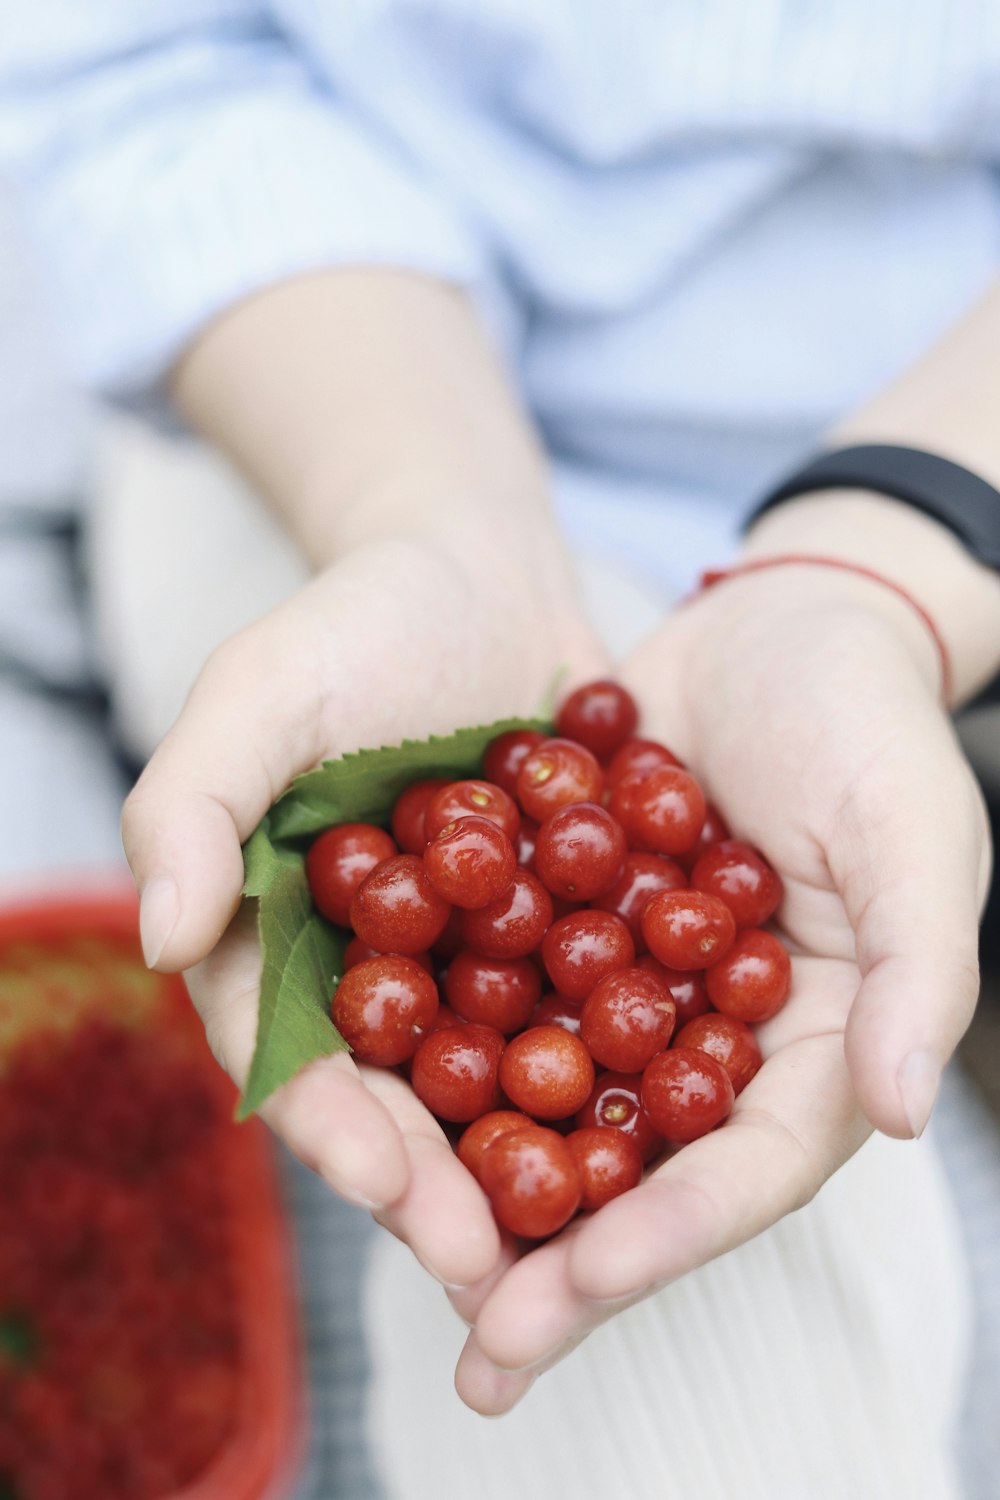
[365,1126,970,1500]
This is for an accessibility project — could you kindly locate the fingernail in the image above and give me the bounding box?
[322,1174,385,1212]
[139,875,180,968]
[897,1050,941,1138]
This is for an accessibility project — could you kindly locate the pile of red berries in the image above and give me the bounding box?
[0,1018,241,1500]
[307,680,790,1241]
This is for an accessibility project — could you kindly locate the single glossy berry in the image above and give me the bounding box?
[691,839,783,929]
[424,779,520,843]
[567,1127,644,1211]
[410,1023,505,1122]
[591,852,687,947]
[606,736,684,790]
[609,766,707,856]
[444,948,542,1033]
[456,1110,532,1181]
[350,854,452,955]
[674,1013,762,1095]
[635,955,711,1025]
[642,1048,735,1143]
[580,967,677,1073]
[423,814,517,909]
[331,956,439,1066]
[555,679,639,760]
[641,889,736,970]
[391,778,450,855]
[541,910,635,1001]
[516,817,539,869]
[483,729,547,797]
[306,822,398,927]
[679,802,732,872]
[705,929,791,1022]
[343,934,434,975]
[516,738,604,822]
[532,992,584,1035]
[575,1071,662,1162]
[479,1126,582,1238]
[499,1025,595,1119]
[459,869,553,958]
[533,802,627,902]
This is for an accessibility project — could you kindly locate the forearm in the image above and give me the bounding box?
[170,268,576,612]
[744,275,1000,704]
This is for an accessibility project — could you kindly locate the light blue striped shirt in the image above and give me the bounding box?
[2,2,1000,587]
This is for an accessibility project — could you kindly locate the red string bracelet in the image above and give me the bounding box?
[693,554,953,705]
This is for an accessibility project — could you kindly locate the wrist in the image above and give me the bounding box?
[743,489,1000,705]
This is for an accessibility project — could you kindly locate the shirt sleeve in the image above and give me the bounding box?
[0,3,486,396]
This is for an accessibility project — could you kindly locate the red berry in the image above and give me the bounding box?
[640,889,736,970]
[705,929,791,1023]
[479,1126,582,1238]
[642,1048,735,1143]
[679,802,732,872]
[457,1110,532,1181]
[350,854,452,955]
[306,822,398,927]
[533,802,627,901]
[579,967,677,1073]
[331,956,439,1065]
[516,817,539,869]
[444,949,541,1034]
[567,1127,643,1210]
[516,739,604,822]
[691,840,783,928]
[540,910,635,1001]
[391,778,450,854]
[609,766,707,856]
[591,851,687,947]
[575,1071,662,1162]
[459,869,553,959]
[532,992,584,1035]
[555,679,639,760]
[423,814,517,909]
[606,737,683,790]
[499,1025,595,1120]
[410,1024,505,1121]
[674,1013,762,1095]
[424,780,520,843]
[635,955,711,1025]
[483,729,547,797]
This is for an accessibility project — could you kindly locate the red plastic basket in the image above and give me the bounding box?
[0,888,305,1500]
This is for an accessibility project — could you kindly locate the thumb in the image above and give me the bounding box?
[122,618,325,971]
[834,705,991,1140]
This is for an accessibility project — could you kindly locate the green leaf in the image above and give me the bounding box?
[240,717,550,1115]
[237,823,347,1120]
[267,717,549,841]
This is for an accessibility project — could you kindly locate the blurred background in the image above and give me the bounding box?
[0,177,388,1500]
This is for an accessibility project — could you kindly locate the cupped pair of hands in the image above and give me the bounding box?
[120,534,989,1415]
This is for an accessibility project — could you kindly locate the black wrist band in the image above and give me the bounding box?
[745,443,1000,569]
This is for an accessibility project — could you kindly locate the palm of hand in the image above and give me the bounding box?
[450,583,989,1411]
